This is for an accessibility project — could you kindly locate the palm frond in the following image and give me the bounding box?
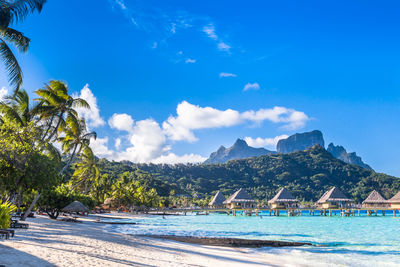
[8,0,47,25]
[72,98,90,109]
[2,27,29,52]
[0,39,22,95]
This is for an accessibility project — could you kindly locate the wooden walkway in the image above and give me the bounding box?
[149,208,400,217]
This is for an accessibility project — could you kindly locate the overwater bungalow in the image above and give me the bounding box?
[316,187,352,209]
[388,191,400,209]
[223,188,257,209]
[268,188,299,209]
[208,191,226,209]
[362,190,389,208]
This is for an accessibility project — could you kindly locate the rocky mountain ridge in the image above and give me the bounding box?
[204,130,372,170]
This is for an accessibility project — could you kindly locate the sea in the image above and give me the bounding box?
[103,211,400,266]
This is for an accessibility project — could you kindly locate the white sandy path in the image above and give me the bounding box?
[0,215,283,267]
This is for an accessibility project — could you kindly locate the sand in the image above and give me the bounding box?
[0,214,283,267]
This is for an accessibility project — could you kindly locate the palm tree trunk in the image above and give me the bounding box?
[21,192,40,221]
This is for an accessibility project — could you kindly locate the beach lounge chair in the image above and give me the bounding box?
[9,219,29,229]
[0,229,15,240]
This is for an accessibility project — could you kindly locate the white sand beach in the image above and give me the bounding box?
[0,215,282,267]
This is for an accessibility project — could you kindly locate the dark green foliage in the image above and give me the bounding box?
[98,146,400,203]
[38,185,95,219]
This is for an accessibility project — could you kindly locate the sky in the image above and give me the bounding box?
[1,0,400,176]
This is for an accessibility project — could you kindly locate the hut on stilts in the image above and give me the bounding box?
[362,190,388,208]
[223,188,257,210]
[388,191,400,210]
[316,187,352,210]
[268,188,299,210]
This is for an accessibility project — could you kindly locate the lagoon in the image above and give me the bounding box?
[105,213,400,266]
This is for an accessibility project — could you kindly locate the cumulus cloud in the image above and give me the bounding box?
[185,58,196,64]
[243,82,260,91]
[244,135,289,150]
[108,113,134,132]
[115,138,122,149]
[242,106,309,130]
[163,101,242,142]
[0,87,8,101]
[219,72,237,78]
[90,137,114,158]
[163,101,309,142]
[116,119,167,162]
[74,84,105,128]
[153,153,206,164]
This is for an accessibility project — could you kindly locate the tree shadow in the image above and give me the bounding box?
[0,243,55,267]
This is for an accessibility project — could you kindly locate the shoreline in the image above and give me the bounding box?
[0,214,286,266]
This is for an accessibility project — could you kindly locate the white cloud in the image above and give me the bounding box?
[219,72,237,78]
[243,82,260,91]
[117,119,167,162]
[151,42,158,49]
[203,24,218,40]
[74,84,105,128]
[153,153,206,164]
[0,87,8,101]
[218,42,231,52]
[108,113,134,132]
[242,106,309,130]
[91,137,114,158]
[185,58,196,64]
[115,138,122,150]
[244,135,289,150]
[163,102,309,142]
[163,101,242,142]
[114,0,126,10]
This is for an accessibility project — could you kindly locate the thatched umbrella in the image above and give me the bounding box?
[62,201,89,213]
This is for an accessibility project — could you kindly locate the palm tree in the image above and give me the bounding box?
[70,147,99,193]
[58,118,97,174]
[0,89,35,125]
[34,80,90,142]
[0,0,47,94]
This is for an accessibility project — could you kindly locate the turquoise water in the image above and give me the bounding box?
[104,212,400,266]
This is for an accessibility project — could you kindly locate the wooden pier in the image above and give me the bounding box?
[149,207,400,217]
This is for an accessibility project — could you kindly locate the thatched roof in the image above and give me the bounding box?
[317,187,352,203]
[209,191,226,206]
[362,190,387,204]
[62,201,89,212]
[223,188,256,204]
[388,191,400,203]
[268,188,298,203]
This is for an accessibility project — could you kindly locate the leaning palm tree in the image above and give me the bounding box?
[0,0,47,94]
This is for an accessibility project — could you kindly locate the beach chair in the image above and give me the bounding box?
[0,229,11,240]
[9,219,29,229]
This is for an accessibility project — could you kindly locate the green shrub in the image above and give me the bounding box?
[0,201,16,228]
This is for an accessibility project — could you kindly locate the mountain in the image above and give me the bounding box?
[99,145,400,203]
[277,130,325,153]
[327,143,373,170]
[203,138,275,164]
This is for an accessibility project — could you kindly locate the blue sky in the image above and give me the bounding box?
[1,0,400,176]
